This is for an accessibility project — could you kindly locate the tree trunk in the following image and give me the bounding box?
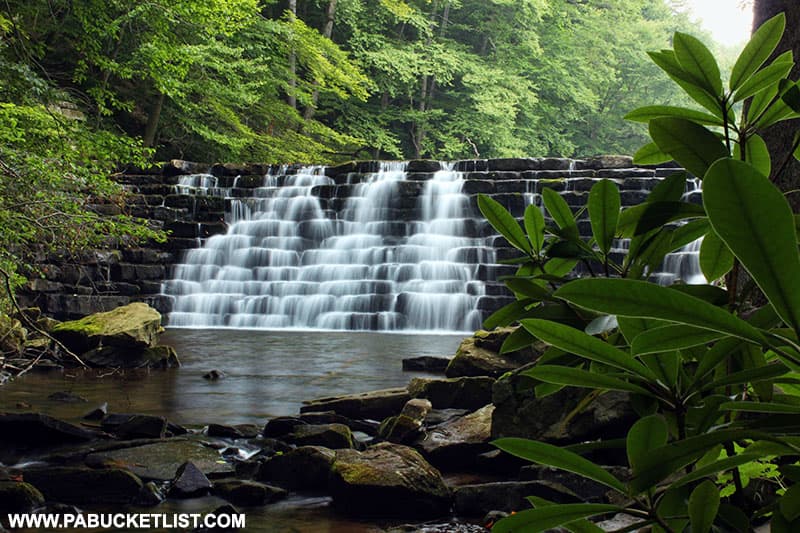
[288,0,298,110]
[753,0,800,208]
[143,92,164,148]
[303,0,338,122]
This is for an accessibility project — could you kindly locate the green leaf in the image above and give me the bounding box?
[730,13,786,91]
[490,504,623,533]
[748,83,779,124]
[689,480,720,533]
[526,497,606,533]
[542,188,578,238]
[617,201,705,238]
[674,32,723,97]
[649,118,728,178]
[671,453,763,488]
[524,365,654,396]
[733,134,771,177]
[618,317,667,344]
[648,172,689,203]
[782,79,800,114]
[628,429,772,493]
[702,363,789,391]
[633,142,672,166]
[625,105,722,126]
[648,50,722,116]
[632,324,725,356]
[554,278,767,345]
[670,218,710,250]
[505,278,552,300]
[477,194,531,255]
[483,299,534,330]
[780,485,800,522]
[588,179,620,255]
[492,437,627,493]
[524,203,546,255]
[520,318,658,381]
[720,401,800,414]
[669,284,729,306]
[627,415,668,475]
[733,58,794,102]
[699,229,734,281]
[641,351,680,386]
[704,158,800,333]
[500,326,537,354]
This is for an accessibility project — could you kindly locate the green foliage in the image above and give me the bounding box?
[0,18,163,304]
[481,14,800,532]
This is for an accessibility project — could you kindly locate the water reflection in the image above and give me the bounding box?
[0,330,463,426]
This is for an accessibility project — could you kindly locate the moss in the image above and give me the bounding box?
[0,481,45,512]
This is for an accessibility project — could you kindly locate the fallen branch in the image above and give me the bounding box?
[0,267,88,368]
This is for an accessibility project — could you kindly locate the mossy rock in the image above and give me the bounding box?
[52,302,162,354]
[0,481,45,512]
[0,314,26,356]
[446,327,544,378]
[329,443,451,518]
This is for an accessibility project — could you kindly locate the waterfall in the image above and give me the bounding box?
[162,161,704,332]
[163,162,489,332]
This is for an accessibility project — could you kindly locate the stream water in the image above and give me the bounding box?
[0,330,467,532]
[0,329,463,425]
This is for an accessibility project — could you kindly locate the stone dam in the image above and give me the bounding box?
[19,156,702,330]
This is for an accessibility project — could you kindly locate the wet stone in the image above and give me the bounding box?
[212,480,287,507]
[86,439,234,481]
[169,461,212,498]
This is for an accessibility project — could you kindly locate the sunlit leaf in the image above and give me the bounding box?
[704,158,800,333]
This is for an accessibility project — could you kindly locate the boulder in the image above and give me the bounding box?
[408,377,494,410]
[263,416,308,438]
[446,328,543,378]
[402,356,451,373]
[0,413,100,458]
[378,398,433,444]
[0,481,45,513]
[105,414,167,439]
[86,439,234,481]
[208,423,260,439]
[258,445,335,490]
[301,387,411,420]
[453,480,580,517]
[329,443,451,518]
[169,461,212,498]
[492,366,637,443]
[416,405,494,470]
[0,315,26,356]
[80,344,179,368]
[285,423,354,449]
[23,467,143,504]
[51,302,162,354]
[213,480,287,506]
[299,411,379,436]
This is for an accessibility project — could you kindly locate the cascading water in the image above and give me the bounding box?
[164,163,488,332]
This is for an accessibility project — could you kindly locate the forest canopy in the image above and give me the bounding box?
[1,0,713,164]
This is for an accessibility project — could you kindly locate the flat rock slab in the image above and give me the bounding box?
[86,439,233,481]
[23,467,143,504]
[301,387,410,420]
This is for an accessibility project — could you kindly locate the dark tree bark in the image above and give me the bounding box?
[288,0,298,110]
[303,0,338,122]
[753,0,800,208]
[143,92,164,148]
